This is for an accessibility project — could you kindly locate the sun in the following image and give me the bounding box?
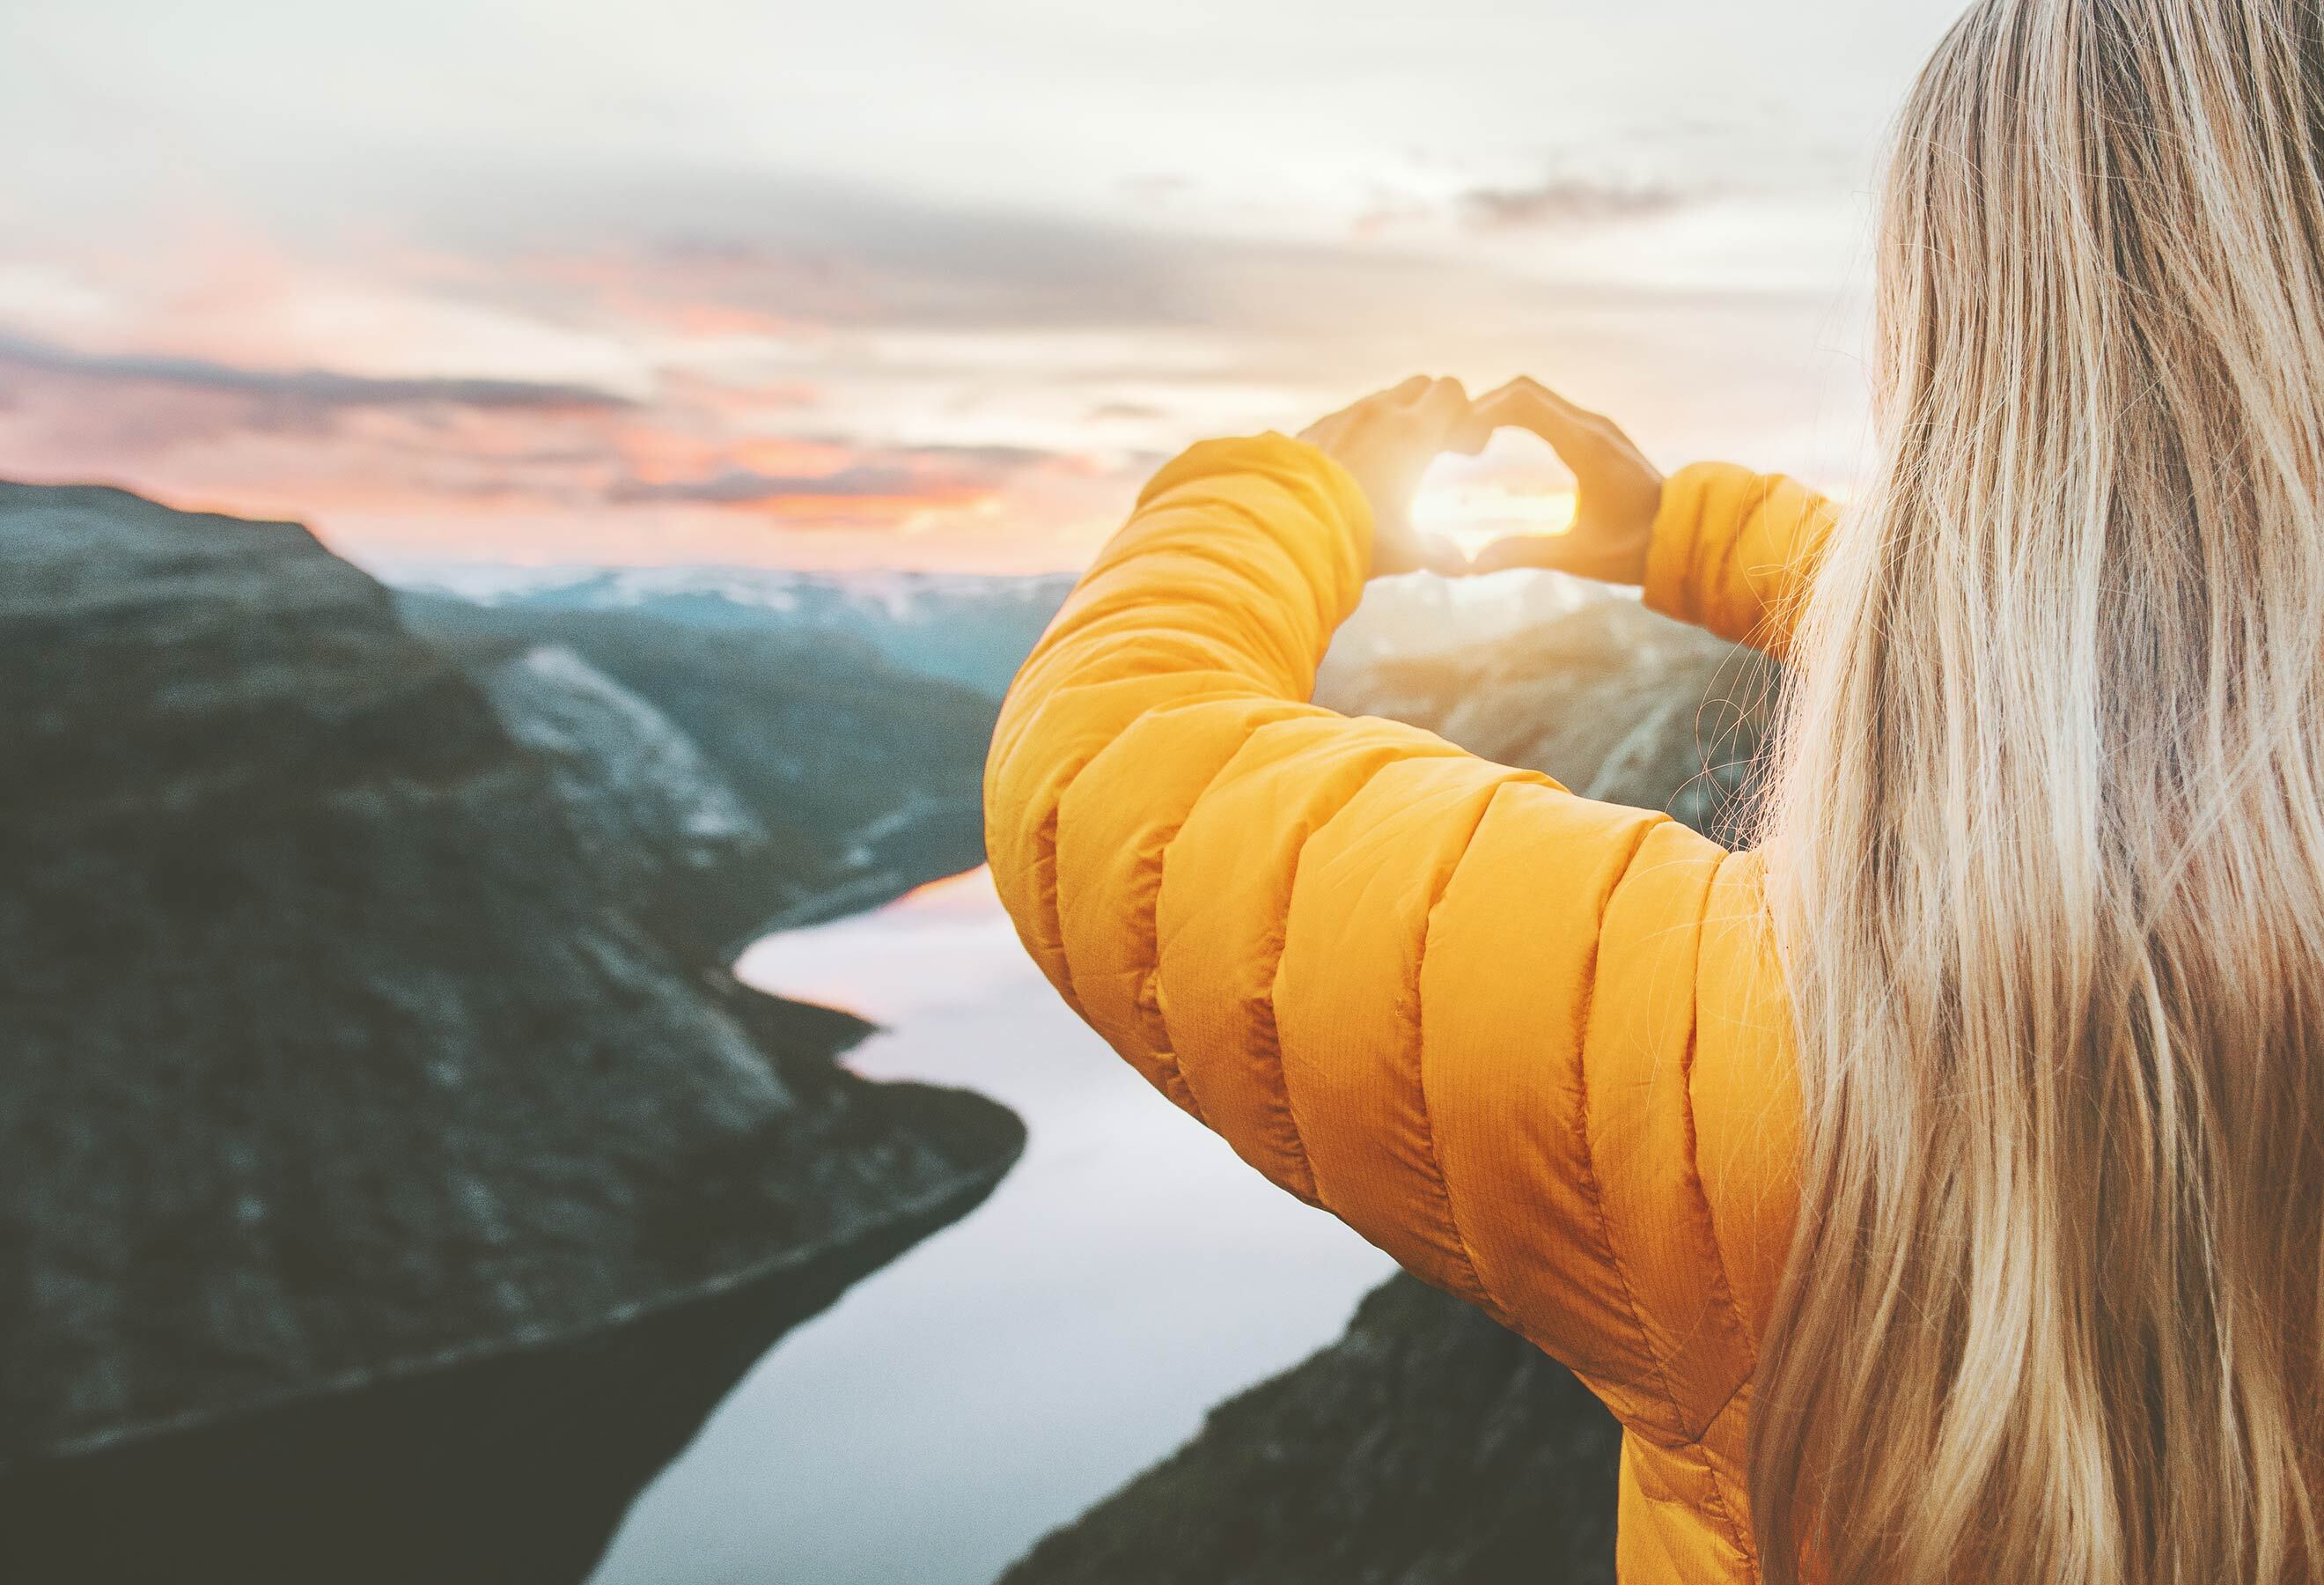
[1411,476,1578,561]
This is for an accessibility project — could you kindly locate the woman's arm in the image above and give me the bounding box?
[984,393,1786,1450]
[1644,463,1837,660]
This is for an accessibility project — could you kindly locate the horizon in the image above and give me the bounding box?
[4,0,1960,574]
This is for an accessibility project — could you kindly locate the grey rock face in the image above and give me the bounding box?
[470,641,813,950]
[400,589,1004,938]
[1007,588,1778,1585]
[1320,592,1778,848]
[0,482,1025,1582]
[482,643,773,875]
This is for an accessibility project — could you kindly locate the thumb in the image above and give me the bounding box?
[1408,376,1474,453]
[1467,378,1605,471]
[1444,409,1492,457]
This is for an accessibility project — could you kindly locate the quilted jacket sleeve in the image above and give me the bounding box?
[984,432,1794,1448]
[1643,461,1838,660]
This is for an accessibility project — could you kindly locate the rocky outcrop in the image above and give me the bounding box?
[1004,591,1778,1585]
[467,641,814,953]
[0,483,1026,1584]
[1317,592,1778,848]
[401,592,1005,938]
[1001,1277,1624,1585]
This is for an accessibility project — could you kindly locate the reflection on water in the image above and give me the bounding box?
[589,867,1394,1585]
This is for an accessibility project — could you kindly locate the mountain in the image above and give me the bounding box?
[1317,593,1778,849]
[1321,564,1600,670]
[467,642,812,953]
[391,570,1655,944]
[1003,593,1780,1585]
[0,482,1026,1585]
[1000,1274,1624,1585]
[401,591,1012,938]
[392,564,1080,697]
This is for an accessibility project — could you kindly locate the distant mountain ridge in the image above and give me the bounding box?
[391,563,1080,697]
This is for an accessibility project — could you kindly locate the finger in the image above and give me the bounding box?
[1468,377,1607,461]
[1304,376,1426,439]
[1475,374,1603,424]
[1469,532,1581,575]
[1411,376,1469,438]
[1467,377,1588,436]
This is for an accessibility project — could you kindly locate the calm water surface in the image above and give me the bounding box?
[589,866,1393,1585]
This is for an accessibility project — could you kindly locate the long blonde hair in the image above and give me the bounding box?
[1750,2,2324,1579]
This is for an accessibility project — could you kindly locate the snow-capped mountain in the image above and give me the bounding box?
[386,564,1080,697]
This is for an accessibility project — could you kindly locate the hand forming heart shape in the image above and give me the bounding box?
[1298,375,1666,585]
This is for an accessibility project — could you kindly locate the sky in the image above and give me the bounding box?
[0,0,1967,573]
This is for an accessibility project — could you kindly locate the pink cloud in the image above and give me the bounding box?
[0,324,1134,571]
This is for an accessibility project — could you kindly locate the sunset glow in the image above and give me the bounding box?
[2,0,1967,574]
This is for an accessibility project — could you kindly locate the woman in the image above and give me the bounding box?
[985,1,2324,1579]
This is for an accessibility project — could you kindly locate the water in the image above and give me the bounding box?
[588,867,1394,1585]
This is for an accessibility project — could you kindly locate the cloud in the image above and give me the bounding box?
[0,151,1856,572]
[376,158,1817,400]
[416,169,1212,335]
[1116,174,1195,204]
[430,161,1755,346]
[1454,176,1686,232]
[607,440,1058,510]
[612,464,925,505]
[1085,400,1167,421]
[0,333,633,416]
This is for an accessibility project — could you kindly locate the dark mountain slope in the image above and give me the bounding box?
[0,482,1025,1584]
[1002,1276,1624,1585]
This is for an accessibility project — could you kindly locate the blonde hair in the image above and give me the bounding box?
[1749,1,2324,1579]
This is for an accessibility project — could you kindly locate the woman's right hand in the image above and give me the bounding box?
[1464,377,1664,585]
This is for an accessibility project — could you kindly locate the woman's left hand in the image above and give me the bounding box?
[1460,376,1664,586]
[1298,376,1482,579]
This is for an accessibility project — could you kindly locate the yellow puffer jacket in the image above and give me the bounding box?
[985,431,1837,1581]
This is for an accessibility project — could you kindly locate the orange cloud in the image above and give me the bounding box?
[0,324,1134,571]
